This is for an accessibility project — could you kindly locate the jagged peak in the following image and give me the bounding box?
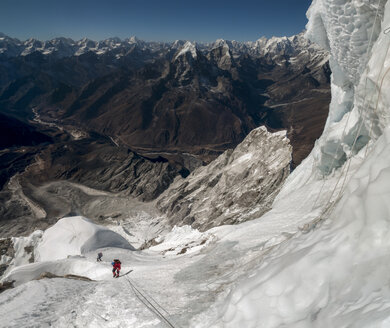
[49,37,75,45]
[106,36,122,43]
[24,38,43,48]
[25,37,39,43]
[0,33,22,44]
[127,36,139,44]
[175,41,198,60]
[212,39,232,50]
[172,40,186,49]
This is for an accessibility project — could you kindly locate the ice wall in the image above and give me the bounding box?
[306,0,386,174]
[215,0,390,327]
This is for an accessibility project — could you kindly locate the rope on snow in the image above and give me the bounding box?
[125,276,179,328]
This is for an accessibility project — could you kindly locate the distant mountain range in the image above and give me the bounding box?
[0,32,330,168]
[0,32,325,59]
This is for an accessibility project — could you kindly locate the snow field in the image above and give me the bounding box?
[0,278,95,328]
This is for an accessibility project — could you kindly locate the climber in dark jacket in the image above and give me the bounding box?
[97,252,103,262]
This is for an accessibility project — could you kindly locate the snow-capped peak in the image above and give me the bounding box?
[213,38,231,49]
[171,40,186,49]
[127,36,139,44]
[175,41,198,60]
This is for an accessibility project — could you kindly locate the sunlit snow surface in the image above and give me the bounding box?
[1,0,390,327]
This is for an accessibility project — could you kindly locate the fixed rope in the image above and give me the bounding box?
[129,278,174,320]
[364,28,390,158]
[126,276,179,328]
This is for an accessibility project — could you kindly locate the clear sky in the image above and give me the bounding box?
[0,0,312,42]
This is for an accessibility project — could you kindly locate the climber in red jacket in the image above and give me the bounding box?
[112,259,121,278]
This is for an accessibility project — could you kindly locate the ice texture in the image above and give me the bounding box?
[307,0,386,174]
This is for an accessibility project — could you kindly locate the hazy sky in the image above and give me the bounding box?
[0,0,312,42]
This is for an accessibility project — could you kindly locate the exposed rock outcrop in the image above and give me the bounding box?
[157,127,292,231]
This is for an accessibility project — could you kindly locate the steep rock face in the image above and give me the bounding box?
[207,41,234,70]
[157,126,291,231]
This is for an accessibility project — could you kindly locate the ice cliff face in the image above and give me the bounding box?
[157,127,291,231]
[307,0,386,173]
[212,0,390,327]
